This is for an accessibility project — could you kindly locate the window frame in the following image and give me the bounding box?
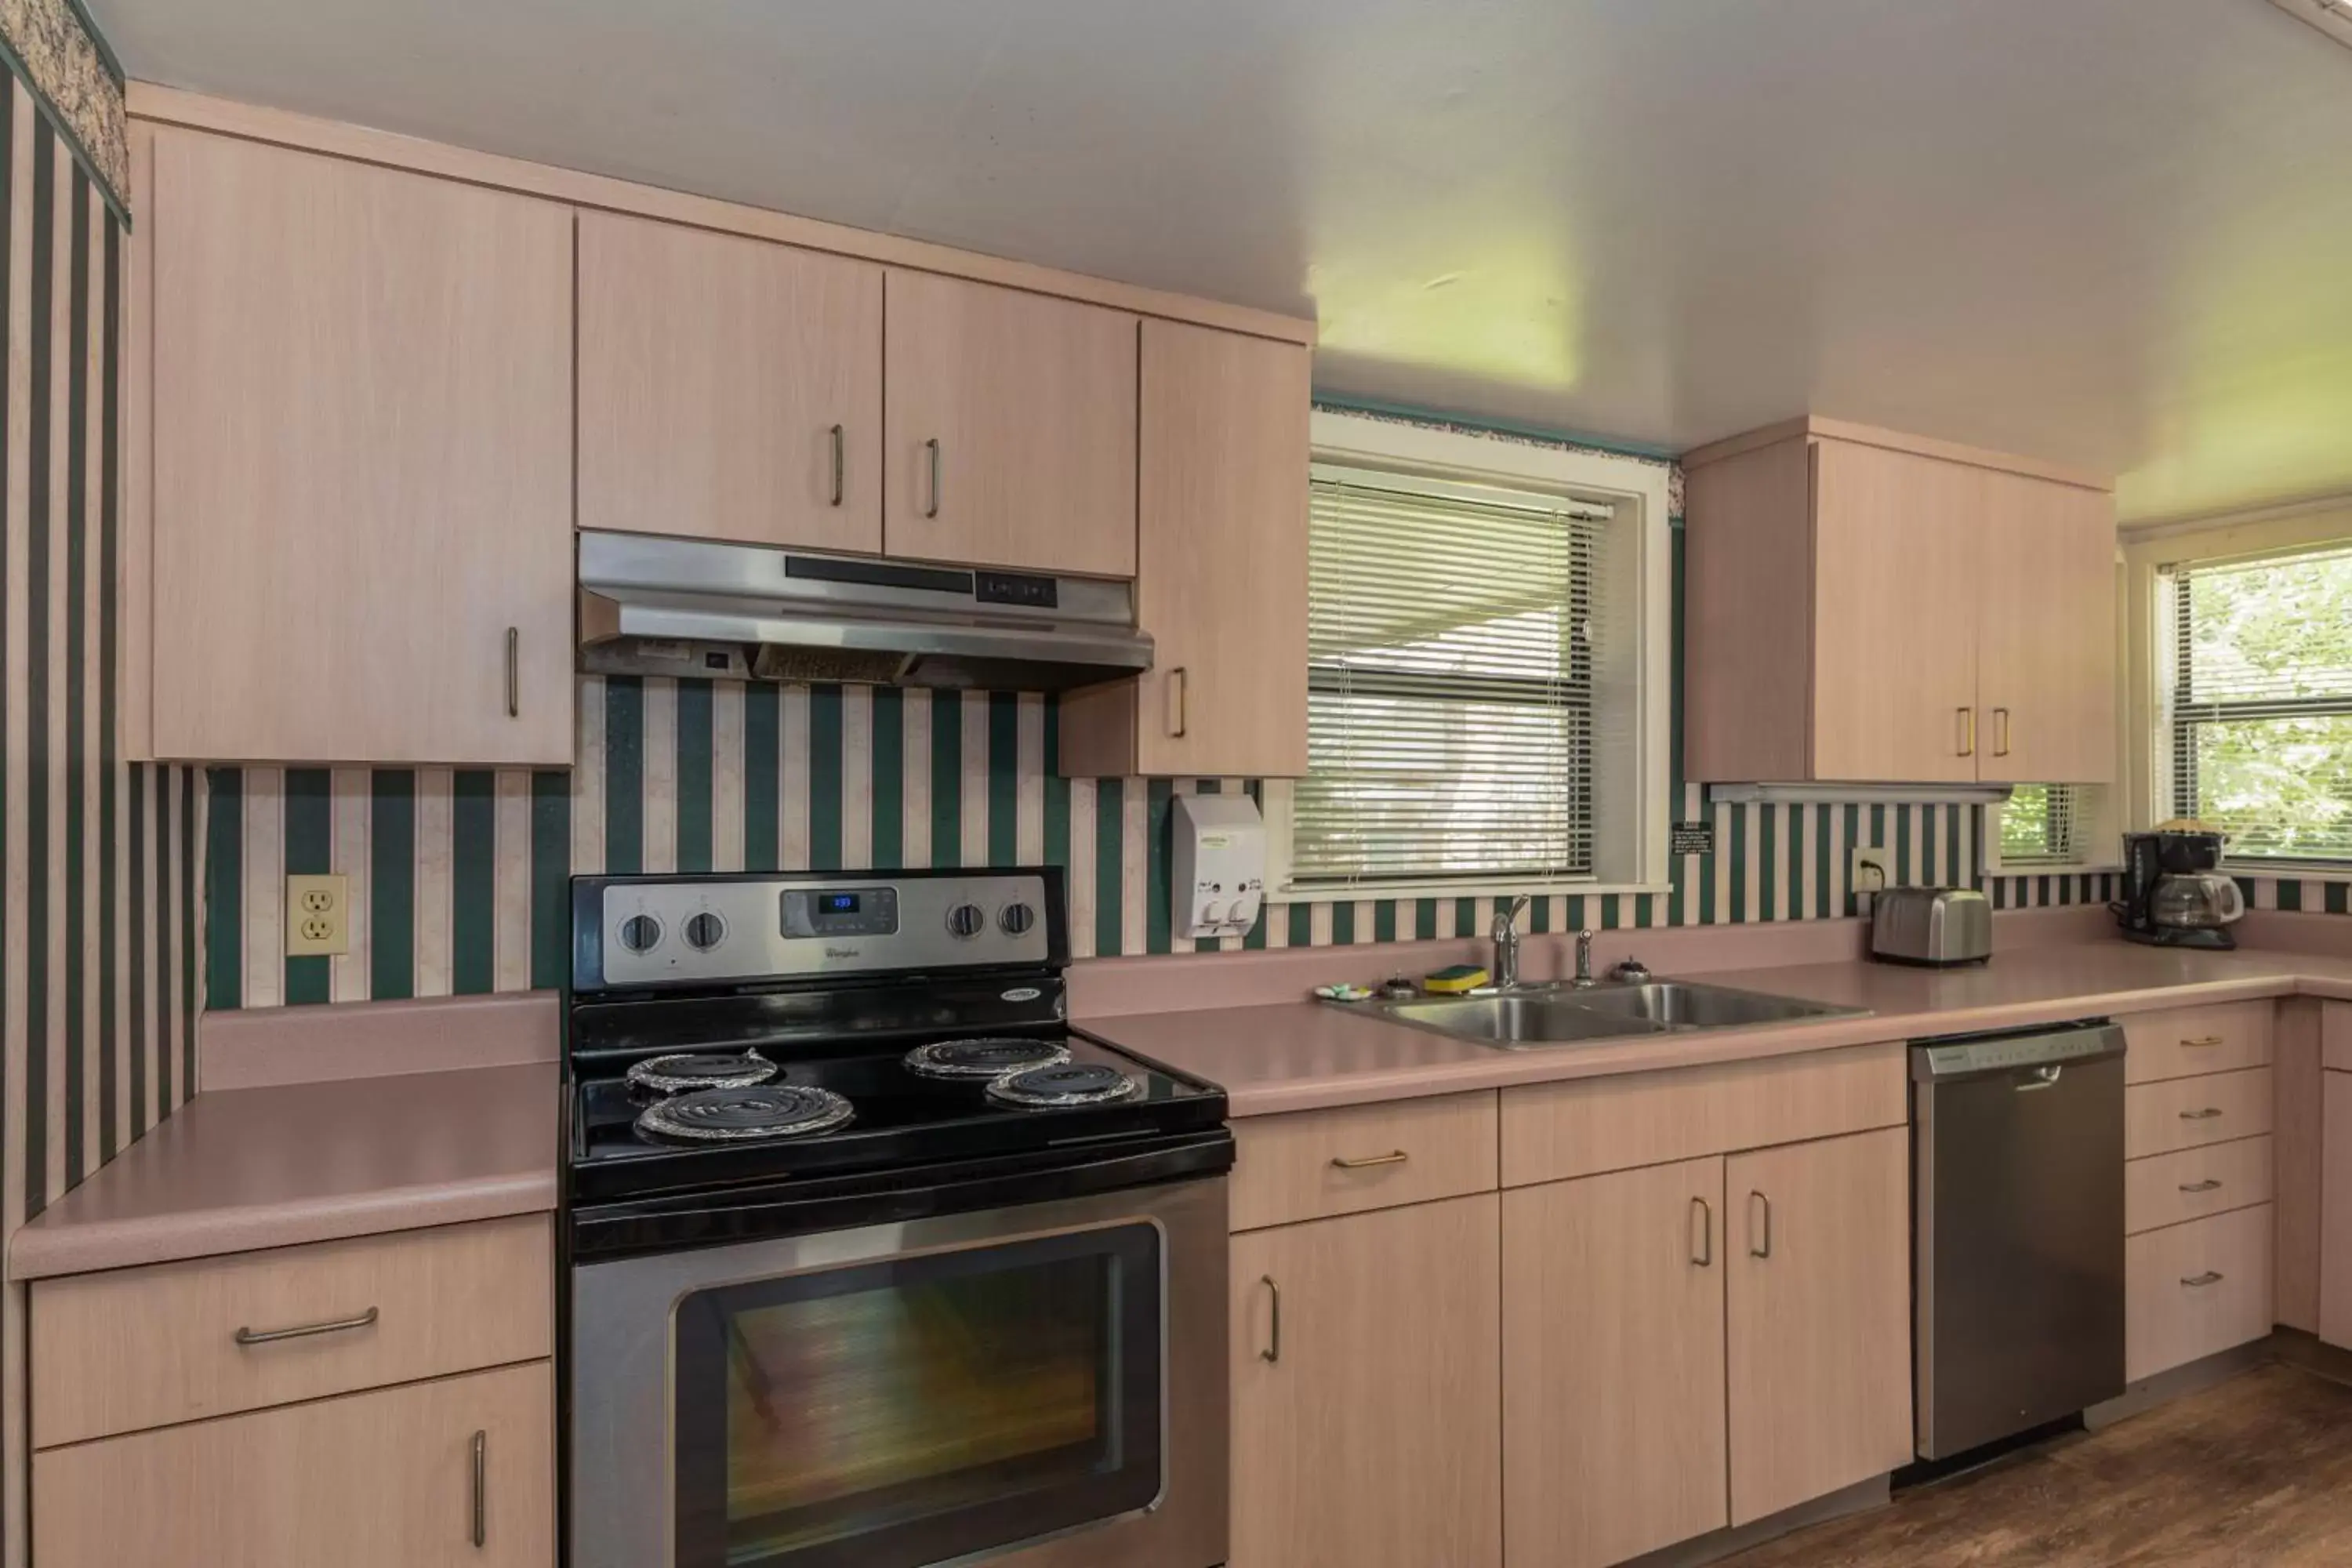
[2122,499,2352,882]
[1263,410,1674,903]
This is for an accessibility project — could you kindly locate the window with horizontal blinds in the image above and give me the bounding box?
[2166,542,2352,863]
[1293,466,1613,887]
[1998,784,2085,867]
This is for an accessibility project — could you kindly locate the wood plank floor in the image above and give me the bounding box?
[1725,1363,2352,1566]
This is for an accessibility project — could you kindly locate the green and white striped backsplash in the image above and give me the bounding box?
[207,673,2286,1010]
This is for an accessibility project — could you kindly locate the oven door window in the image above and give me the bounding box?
[672,1221,1163,1568]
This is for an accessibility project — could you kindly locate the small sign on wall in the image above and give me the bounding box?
[1670,822,1715,858]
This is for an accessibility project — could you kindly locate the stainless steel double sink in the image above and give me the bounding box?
[1368,978,1867,1051]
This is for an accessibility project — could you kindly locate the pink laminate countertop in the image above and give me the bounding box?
[1083,942,2352,1116]
[9,1062,559,1280]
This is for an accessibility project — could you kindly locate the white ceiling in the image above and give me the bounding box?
[88,0,2352,524]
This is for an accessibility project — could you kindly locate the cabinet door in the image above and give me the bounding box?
[1503,1158,1728,1568]
[1061,323,1309,777]
[34,1360,554,1567]
[578,212,882,553]
[1229,1194,1501,1568]
[1975,470,2117,784]
[2322,1072,2352,1348]
[1725,1126,1913,1526]
[149,129,572,764]
[883,270,1137,576]
[1809,441,1984,782]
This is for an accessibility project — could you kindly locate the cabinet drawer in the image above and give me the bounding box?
[2125,1204,2274,1381]
[2124,1069,2273,1160]
[1230,1093,1497,1232]
[34,1359,554,1568]
[1500,1044,1907,1188]
[32,1215,552,1449]
[2124,1002,2274,1085]
[2125,1137,2275,1236]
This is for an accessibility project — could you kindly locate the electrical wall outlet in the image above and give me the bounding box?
[1851,847,1890,895]
[286,873,350,956]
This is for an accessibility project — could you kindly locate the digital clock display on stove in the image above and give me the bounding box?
[780,887,898,939]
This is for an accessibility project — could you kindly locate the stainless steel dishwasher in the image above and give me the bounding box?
[1912,1018,2125,1460]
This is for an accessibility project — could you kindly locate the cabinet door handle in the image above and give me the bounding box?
[470,1428,488,1548]
[2180,1108,2224,1121]
[504,628,520,719]
[1992,706,2011,757]
[1260,1275,1281,1363]
[2180,1178,2224,1193]
[829,423,845,507]
[1748,1190,1773,1258]
[2180,1036,2223,1048]
[234,1305,379,1346]
[924,437,942,519]
[1330,1149,1409,1170]
[1167,667,1189,739]
[1955,707,1976,758]
[2181,1271,2224,1288]
[1690,1196,1713,1268]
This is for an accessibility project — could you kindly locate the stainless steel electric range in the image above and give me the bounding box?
[563,868,1232,1568]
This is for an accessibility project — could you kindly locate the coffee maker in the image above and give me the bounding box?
[2114,828,2245,949]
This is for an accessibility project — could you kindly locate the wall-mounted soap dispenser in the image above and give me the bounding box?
[1171,795,1265,942]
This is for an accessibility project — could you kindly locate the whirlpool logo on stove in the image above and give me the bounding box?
[824,946,862,960]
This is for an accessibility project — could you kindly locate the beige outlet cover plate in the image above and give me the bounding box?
[286,873,350,956]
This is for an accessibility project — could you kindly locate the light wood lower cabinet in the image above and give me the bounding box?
[2125,1203,2274,1381]
[2321,1070,2352,1349]
[34,1360,554,1568]
[1725,1127,1915,1526]
[1229,1194,1502,1568]
[1503,1158,1728,1568]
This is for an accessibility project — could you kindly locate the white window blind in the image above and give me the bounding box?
[2167,542,2352,864]
[1998,784,2085,868]
[1293,465,1612,887]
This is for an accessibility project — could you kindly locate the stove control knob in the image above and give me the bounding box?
[683,912,727,951]
[998,902,1036,937]
[618,913,663,953]
[946,902,986,939]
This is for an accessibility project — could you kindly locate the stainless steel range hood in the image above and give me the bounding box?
[577,531,1152,691]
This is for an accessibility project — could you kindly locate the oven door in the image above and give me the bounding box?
[572,1175,1227,1568]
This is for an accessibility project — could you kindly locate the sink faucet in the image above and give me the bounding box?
[1573,928,1597,988]
[1491,896,1530,990]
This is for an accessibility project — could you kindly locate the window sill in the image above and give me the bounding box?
[1273,880,1673,906]
[1986,862,2125,878]
[2219,862,2352,882]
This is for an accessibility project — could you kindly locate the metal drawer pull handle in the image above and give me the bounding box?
[2180,1108,2224,1120]
[2180,1036,2223,1047]
[2180,1178,2224,1193]
[1330,1149,1409,1170]
[924,437,942,518]
[1748,1191,1773,1258]
[829,424,845,506]
[2182,1271,2225,1288]
[470,1428,488,1548]
[234,1305,379,1346]
[1260,1276,1281,1363]
[1690,1196,1713,1268]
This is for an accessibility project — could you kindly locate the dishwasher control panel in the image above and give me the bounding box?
[1911,1020,2122,1079]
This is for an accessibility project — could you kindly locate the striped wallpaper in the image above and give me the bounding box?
[0,50,201,1568]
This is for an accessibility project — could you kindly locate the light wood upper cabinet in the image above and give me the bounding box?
[1724,1126,1914,1526]
[1975,466,2118,784]
[1060,321,1311,778]
[882,270,1138,576]
[577,212,883,553]
[1686,419,2116,786]
[1809,442,1984,783]
[1503,1158,1729,1568]
[1229,1194,1502,1568]
[146,129,574,765]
